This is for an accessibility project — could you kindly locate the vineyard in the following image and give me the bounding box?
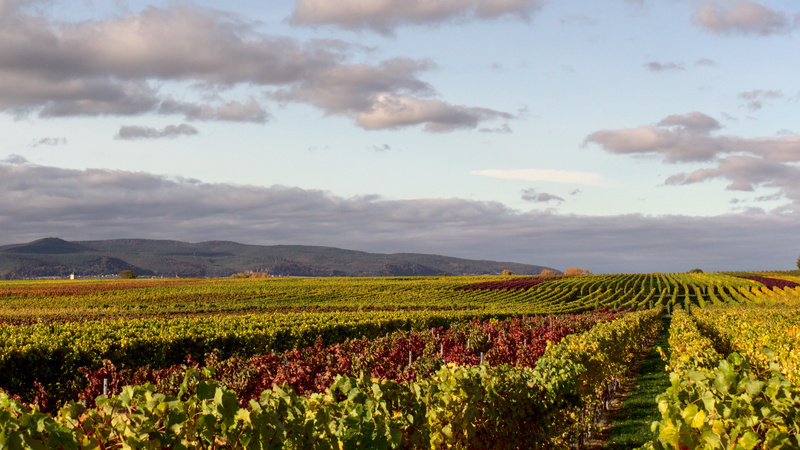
[1,272,799,448]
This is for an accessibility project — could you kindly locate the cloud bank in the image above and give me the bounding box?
[0,3,509,132]
[1,161,798,273]
[585,111,800,210]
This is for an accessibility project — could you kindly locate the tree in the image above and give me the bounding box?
[502,269,513,276]
[540,269,556,277]
[797,254,800,270]
[689,268,703,273]
[564,268,590,276]
[119,270,137,279]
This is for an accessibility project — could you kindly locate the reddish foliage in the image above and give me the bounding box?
[0,279,214,299]
[457,278,558,291]
[737,275,800,289]
[78,311,623,406]
[77,356,200,404]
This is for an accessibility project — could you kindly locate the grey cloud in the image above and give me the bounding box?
[30,136,66,147]
[657,112,721,134]
[521,189,564,203]
[585,127,725,163]
[0,6,342,85]
[159,99,270,123]
[693,1,796,36]
[0,0,48,16]
[0,5,507,132]
[560,15,596,26]
[586,111,800,163]
[479,123,512,133]
[2,161,799,273]
[589,112,800,207]
[644,61,685,72]
[694,58,718,67]
[738,89,783,111]
[0,6,334,116]
[289,0,543,34]
[356,95,514,132]
[0,73,161,118]
[1,154,27,165]
[270,58,435,114]
[755,193,783,202]
[666,155,800,198]
[369,144,392,152]
[115,124,199,140]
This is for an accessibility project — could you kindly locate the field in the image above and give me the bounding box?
[1,272,799,448]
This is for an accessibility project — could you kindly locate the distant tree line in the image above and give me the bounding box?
[230,272,270,279]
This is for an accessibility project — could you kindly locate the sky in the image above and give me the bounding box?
[1,0,800,273]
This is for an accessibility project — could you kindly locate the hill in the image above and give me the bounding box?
[0,238,557,279]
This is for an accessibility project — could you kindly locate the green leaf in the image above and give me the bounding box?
[738,431,760,450]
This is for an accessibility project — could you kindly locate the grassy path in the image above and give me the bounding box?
[587,316,672,449]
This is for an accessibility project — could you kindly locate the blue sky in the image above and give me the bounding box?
[2,0,800,272]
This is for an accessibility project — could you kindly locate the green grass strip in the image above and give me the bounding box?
[604,316,671,449]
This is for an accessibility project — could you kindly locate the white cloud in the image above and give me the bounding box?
[472,168,605,185]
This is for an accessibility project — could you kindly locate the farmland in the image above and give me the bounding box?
[1,272,799,448]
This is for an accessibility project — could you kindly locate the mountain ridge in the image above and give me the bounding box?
[0,238,558,279]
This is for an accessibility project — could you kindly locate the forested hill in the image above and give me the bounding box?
[0,238,557,279]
